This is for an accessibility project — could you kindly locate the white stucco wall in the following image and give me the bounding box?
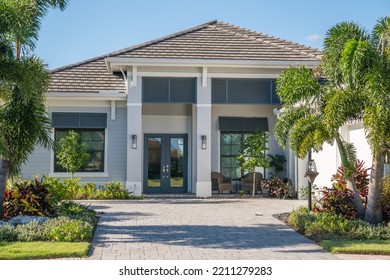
[312,122,372,189]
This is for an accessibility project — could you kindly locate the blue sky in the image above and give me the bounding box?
[34,0,390,70]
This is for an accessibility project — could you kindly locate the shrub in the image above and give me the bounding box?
[96,181,130,199]
[305,213,353,240]
[79,182,98,199]
[42,176,72,201]
[264,176,293,199]
[286,208,390,241]
[48,218,93,242]
[43,176,132,200]
[57,201,97,226]
[287,207,315,233]
[15,220,48,242]
[3,179,57,218]
[0,224,17,242]
[313,183,357,219]
[382,176,390,222]
[331,160,369,207]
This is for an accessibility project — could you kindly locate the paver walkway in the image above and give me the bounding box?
[87,198,338,260]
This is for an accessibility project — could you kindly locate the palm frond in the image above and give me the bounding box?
[276,66,322,106]
[324,88,366,132]
[323,21,369,85]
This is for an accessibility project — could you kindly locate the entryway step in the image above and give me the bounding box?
[143,193,197,199]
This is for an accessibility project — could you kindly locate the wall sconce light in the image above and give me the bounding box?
[131,135,137,149]
[201,135,207,150]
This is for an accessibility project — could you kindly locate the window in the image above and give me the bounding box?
[220,133,251,179]
[219,117,269,179]
[54,129,105,172]
[211,78,280,104]
[143,77,196,103]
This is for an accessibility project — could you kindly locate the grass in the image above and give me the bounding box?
[0,242,90,260]
[320,239,390,255]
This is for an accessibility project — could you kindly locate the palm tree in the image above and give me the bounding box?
[274,66,365,218]
[323,19,390,223]
[0,0,68,218]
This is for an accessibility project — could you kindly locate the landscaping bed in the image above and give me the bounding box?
[0,177,140,260]
[279,207,390,256]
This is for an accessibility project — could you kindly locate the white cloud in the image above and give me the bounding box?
[305,33,323,42]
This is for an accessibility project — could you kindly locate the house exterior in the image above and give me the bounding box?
[21,20,328,197]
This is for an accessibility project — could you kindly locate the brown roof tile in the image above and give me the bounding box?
[49,20,322,93]
[111,20,322,61]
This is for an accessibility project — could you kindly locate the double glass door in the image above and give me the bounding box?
[144,134,187,193]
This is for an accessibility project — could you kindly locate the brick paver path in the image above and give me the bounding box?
[87,198,338,260]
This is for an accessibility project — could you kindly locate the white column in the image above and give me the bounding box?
[195,77,212,197]
[126,74,143,196]
[297,156,309,199]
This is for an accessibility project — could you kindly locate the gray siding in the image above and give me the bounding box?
[105,107,127,183]
[20,145,51,178]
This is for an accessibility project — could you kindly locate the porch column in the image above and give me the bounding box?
[126,74,143,196]
[195,77,212,197]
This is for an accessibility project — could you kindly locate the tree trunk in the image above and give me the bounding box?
[346,174,366,219]
[365,152,384,224]
[335,136,365,219]
[252,172,256,197]
[0,158,10,219]
[15,39,21,60]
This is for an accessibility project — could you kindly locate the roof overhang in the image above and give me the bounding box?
[46,91,127,101]
[105,57,320,72]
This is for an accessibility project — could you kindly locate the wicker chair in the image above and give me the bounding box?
[241,172,263,194]
[211,172,233,193]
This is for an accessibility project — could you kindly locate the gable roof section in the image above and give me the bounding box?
[49,20,322,93]
[110,20,322,61]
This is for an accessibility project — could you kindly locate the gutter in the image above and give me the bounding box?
[105,57,320,72]
[46,91,127,101]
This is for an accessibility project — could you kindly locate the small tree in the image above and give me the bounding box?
[56,130,89,179]
[237,131,271,196]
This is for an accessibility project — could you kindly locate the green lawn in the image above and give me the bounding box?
[0,242,90,260]
[320,240,390,255]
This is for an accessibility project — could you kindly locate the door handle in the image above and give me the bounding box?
[166,165,170,177]
[162,165,169,178]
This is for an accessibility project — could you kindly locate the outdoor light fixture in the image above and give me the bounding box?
[305,160,319,184]
[305,158,319,211]
[131,134,137,149]
[201,135,207,150]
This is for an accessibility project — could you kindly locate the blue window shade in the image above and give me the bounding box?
[52,113,107,128]
[219,117,268,132]
[170,78,196,103]
[143,77,196,103]
[143,77,169,102]
[270,80,280,104]
[211,79,227,103]
[211,78,279,104]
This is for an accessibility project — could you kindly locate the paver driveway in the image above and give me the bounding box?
[87,198,338,260]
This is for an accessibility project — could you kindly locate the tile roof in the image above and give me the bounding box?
[111,20,322,61]
[49,20,322,93]
[50,57,127,93]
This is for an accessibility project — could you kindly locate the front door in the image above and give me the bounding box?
[144,134,187,193]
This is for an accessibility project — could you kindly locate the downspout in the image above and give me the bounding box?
[120,68,128,92]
